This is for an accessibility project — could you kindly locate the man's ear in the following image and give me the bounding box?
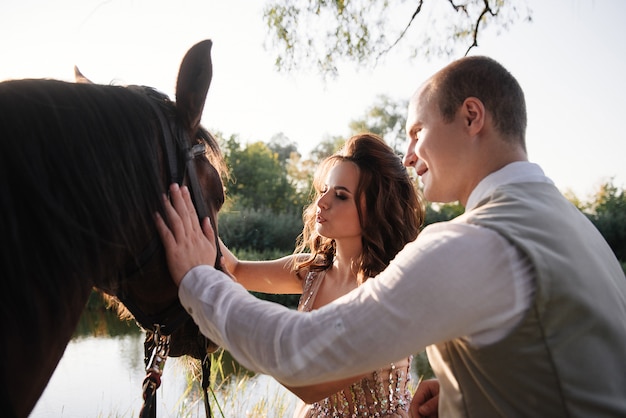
[463,97,485,135]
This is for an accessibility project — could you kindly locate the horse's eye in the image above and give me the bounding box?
[190,143,206,158]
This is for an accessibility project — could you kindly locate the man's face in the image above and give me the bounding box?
[404,87,469,204]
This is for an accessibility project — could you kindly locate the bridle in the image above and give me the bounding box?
[116,88,222,418]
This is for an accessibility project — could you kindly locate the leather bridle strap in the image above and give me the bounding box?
[185,144,209,218]
[127,94,218,418]
[184,140,223,265]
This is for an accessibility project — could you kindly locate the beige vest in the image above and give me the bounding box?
[429,182,626,417]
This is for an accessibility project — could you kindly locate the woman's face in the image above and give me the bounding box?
[315,161,362,241]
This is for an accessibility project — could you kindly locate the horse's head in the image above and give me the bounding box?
[0,40,226,417]
[79,40,226,360]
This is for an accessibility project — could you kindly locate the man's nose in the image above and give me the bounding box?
[403,151,417,167]
[403,139,417,167]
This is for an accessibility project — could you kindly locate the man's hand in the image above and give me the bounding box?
[155,183,217,286]
[410,378,440,418]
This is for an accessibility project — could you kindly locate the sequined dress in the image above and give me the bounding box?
[293,270,412,418]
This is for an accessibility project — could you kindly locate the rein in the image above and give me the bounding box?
[117,92,221,418]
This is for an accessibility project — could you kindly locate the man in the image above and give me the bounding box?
[156,56,626,417]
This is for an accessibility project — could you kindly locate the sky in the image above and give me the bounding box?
[1,0,625,201]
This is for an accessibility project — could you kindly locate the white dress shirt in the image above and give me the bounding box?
[179,161,552,386]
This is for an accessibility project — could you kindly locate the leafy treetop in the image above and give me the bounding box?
[263,0,532,79]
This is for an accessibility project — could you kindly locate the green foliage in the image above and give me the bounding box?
[308,135,346,164]
[225,234,301,309]
[219,207,303,254]
[267,132,300,164]
[224,138,297,212]
[412,350,435,381]
[348,95,409,153]
[583,180,626,263]
[216,134,308,310]
[251,292,300,309]
[228,247,289,261]
[423,201,465,226]
[263,0,532,78]
[220,134,311,213]
[285,151,316,202]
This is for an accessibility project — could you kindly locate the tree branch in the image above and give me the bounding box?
[464,0,497,56]
[447,0,468,14]
[376,0,424,61]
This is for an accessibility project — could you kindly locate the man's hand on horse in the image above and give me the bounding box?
[155,183,217,286]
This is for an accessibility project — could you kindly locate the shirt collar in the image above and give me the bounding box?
[465,161,554,211]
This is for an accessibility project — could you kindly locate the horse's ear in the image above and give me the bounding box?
[74,66,94,84]
[175,40,213,131]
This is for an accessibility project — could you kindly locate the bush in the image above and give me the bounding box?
[218,207,303,253]
[229,240,301,309]
[251,292,300,309]
[412,350,435,381]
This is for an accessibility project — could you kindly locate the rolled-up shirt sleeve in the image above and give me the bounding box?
[179,222,527,386]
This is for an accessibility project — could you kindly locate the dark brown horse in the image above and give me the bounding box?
[0,40,224,417]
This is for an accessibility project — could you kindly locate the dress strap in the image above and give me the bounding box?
[297,270,326,312]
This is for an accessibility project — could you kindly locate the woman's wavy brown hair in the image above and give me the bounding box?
[294,133,424,283]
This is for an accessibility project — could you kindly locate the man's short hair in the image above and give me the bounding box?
[426,56,527,146]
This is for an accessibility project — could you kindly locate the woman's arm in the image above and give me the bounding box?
[283,374,367,404]
[219,238,306,294]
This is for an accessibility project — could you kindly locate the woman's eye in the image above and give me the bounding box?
[336,193,348,201]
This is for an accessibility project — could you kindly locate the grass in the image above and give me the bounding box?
[75,298,433,417]
[161,350,297,418]
[159,349,432,417]
[92,349,433,418]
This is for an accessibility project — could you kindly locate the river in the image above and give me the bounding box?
[29,303,427,417]
[30,333,298,417]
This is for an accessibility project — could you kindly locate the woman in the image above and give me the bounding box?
[219,133,425,417]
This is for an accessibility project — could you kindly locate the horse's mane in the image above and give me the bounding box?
[0,79,224,330]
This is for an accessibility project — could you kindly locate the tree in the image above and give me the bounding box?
[308,135,346,163]
[584,180,626,264]
[348,94,408,152]
[218,135,305,259]
[267,132,300,164]
[424,202,465,225]
[223,136,297,212]
[263,0,532,78]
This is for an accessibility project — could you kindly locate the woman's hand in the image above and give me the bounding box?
[155,183,218,286]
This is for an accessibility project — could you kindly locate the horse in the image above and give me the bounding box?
[0,39,225,417]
